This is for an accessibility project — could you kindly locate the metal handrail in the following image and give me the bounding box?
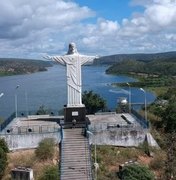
[131,109,149,129]
[0,112,15,131]
[60,126,64,180]
[85,135,93,180]
[85,126,94,180]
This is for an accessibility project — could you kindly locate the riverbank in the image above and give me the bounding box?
[0,59,52,77]
[112,73,175,96]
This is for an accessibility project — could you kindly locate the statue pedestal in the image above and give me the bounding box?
[64,106,86,123]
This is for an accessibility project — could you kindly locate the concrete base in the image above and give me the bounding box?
[64,106,86,123]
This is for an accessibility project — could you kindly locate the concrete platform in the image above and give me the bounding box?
[88,112,141,130]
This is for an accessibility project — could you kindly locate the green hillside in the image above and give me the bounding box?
[106,59,176,76]
[0,58,52,76]
[94,51,176,65]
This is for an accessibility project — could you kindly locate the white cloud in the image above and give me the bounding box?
[0,0,95,39]
[0,0,96,58]
[145,4,176,27]
[98,19,120,35]
[0,0,176,58]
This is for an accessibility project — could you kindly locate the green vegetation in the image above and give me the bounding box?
[82,90,107,114]
[0,138,9,153]
[38,165,59,180]
[107,59,176,97]
[0,117,4,125]
[0,138,9,179]
[0,148,8,179]
[164,133,176,179]
[104,57,176,179]
[106,59,176,76]
[148,87,176,133]
[0,58,52,76]
[118,164,155,180]
[94,51,176,65]
[147,88,176,178]
[35,138,55,161]
[36,105,49,115]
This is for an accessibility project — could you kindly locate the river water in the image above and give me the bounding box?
[0,65,155,119]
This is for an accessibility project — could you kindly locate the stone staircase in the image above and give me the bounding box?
[60,128,92,180]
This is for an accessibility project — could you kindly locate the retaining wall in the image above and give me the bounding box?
[0,131,61,150]
[88,128,147,147]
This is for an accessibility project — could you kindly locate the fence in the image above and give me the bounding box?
[0,112,15,131]
[131,109,149,129]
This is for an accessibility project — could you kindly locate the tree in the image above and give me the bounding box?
[119,164,155,180]
[35,138,55,160]
[36,105,49,115]
[162,101,176,133]
[82,90,106,114]
[0,148,7,179]
[0,138,9,153]
[164,133,176,179]
[0,138,8,179]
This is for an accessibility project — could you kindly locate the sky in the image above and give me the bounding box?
[0,0,176,59]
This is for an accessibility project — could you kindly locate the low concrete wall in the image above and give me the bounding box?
[0,132,61,150]
[88,127,148,147]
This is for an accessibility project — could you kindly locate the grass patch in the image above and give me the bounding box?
[147,87,168,96]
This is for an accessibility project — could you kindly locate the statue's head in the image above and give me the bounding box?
[67,42,78,54]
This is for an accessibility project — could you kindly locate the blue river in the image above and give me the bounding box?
[0,65,156,119]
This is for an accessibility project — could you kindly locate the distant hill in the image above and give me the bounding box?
[94,51,176,65]
[0,58,52,76]
[106,58,176,76]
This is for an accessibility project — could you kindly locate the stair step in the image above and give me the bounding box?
[61,176,90,180]
[62,157,89,160]
[62,142,87,145]
[62,155,89,157]
[62,147,87,150]
[61,162,90,166]
[61,172,90,176]
[61,178,91,180]
[62,160,89,163]
[62,148,88,150]
[61,173,92,176]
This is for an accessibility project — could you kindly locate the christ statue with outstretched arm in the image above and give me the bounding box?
[44,43,98,107]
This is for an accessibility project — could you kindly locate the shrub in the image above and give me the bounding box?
[35,138,55,160]
[38,165,59,180]
[0,148,8,178]
[119,164,155,180]
[36,105,48,115]
[0,138,9,153]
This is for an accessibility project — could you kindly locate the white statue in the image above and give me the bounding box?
[44,43,98,107]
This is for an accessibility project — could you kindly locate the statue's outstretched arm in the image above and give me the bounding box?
[43,55,52,60]
[52,56,66,65]
[43,55,66,65]
[80,55,100,65]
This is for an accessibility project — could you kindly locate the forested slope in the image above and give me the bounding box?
[0,58,52,76]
